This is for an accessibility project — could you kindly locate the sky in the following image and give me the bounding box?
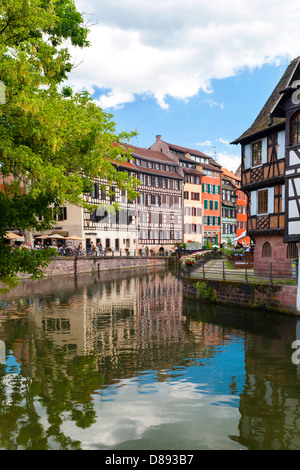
[66,0,300,172]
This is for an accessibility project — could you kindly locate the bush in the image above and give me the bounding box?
[195,281,216,302]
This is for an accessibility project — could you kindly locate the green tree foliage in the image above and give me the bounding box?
[0,0,138,288]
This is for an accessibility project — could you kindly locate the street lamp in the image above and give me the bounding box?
[231,192,238,204]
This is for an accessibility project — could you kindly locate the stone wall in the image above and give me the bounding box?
[183,277,298,315]
[17,256,167,279]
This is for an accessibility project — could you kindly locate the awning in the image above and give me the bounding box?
[6,232,23,239]
[233,231,247,242]
[66,235,84,240]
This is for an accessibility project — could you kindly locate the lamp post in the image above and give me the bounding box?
[231,192,238,205]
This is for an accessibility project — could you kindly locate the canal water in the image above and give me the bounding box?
[0,265,300,451]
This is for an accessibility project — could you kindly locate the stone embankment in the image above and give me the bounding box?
[17,255,167,279]
[182,276,298,315]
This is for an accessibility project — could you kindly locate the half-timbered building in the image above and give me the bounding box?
[150,136,211,246]
[82,159,138,252]
[221,174,237,246]
[232,58,300,271]
[268,57,300,253]
[122,143,184,250]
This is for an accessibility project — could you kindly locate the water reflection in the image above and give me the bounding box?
[0,266,300,450]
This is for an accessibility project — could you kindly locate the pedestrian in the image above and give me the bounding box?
[97,241,102,256]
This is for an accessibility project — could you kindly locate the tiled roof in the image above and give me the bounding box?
[221,167,241,182]
[122,143,176,164]
[118,143,184,179]
[232,57,300,144]
[164,141,210,159]
[200,162,223,173]
[183,167,203,176]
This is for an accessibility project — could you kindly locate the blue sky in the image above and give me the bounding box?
[68,1,300,172]
[102,61,290,171]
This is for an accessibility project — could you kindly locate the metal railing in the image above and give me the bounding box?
[181,256,298,285]
[55,247,174,258]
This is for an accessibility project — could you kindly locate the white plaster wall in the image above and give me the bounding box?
[278,130,285,160]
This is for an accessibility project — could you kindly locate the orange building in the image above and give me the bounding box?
[221,167,250,246]
[236,188,250,246]
[201,162,222,246]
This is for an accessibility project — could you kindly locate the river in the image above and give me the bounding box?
[0,265,300,450]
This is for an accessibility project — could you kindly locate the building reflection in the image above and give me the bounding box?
[1,268,300,449]
[231,319,300,450]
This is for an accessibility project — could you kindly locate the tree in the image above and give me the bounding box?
[0,0,138,289]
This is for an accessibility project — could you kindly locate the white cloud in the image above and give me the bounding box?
[196,140,212,147]
[217,138,230,146]
[215,152,241,172]
[95,90,135,109]
[69,0,300,109]
[206,99,224,110]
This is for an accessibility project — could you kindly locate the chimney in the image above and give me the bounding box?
[156,135,161,141]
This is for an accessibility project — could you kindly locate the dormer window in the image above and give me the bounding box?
[291,110,300,145]
[252,141,262,166]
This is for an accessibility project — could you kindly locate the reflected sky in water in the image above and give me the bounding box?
[0,267,300,450]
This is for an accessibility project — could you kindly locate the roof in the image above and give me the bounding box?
[231,57,300,144]
[122,143,176,164]
[183,167,203,176]
[119,143,183,179]
[201,162,223,173]
[163,141,211,159]
[221,167,241,182]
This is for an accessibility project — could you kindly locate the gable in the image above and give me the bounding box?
[232,57,300,144]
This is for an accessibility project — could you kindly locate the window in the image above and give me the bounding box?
[57,207,67,221]
[257,189,268,214]
[287,242,298,259]
[262,241,272,258]
[291,111,300,145]
[252,141,262,166]
[184,191,189,199]
[204,200,208,209]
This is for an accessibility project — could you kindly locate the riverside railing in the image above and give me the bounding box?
[181,256,298,285]
[55,247,173,258]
